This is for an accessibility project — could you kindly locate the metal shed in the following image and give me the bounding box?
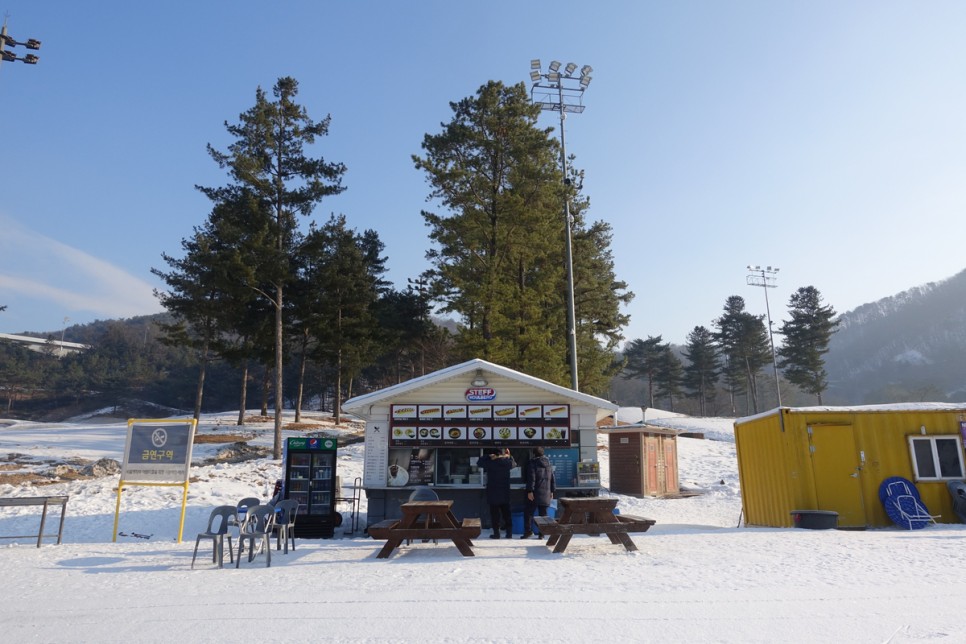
[734,404,966,528]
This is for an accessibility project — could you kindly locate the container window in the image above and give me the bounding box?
[908,435,965,481]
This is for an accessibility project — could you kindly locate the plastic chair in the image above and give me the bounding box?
[270,499,299,554]
[232,496,262,531]
[236,504,276,567]
[191,505,236,569]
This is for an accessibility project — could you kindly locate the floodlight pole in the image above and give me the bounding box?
[530,60,592,392]
[0,18,42,70]
[746,265,782,407]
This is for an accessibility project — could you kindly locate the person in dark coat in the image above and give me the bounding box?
[521,446,556,539]
[477,448,515,539]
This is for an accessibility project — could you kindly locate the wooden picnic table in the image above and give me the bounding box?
[368,500,481,559]
[535,496,655,554]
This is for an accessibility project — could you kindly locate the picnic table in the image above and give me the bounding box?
[368,500,481,559]
[535,496,655,554]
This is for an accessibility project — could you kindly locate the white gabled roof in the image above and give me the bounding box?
[343,358,618,418]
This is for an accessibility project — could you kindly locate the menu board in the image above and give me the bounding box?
[545,448,580,488]
[364,422,390,487]
[390,404,571,447]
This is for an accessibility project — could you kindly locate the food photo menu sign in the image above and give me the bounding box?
[390,404,572,447]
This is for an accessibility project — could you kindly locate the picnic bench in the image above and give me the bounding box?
[368,500,481,558]
[535,497,655,554]
[0,495,69,547]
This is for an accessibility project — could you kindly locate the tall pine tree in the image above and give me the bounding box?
[714,296,772,414]
[414,80,630,394]
[201,77,346,458]
[682,326,720,416]
[623,336,665,408]
[777,286,839,404]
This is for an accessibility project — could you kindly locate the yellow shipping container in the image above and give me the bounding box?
[734,404,966,528]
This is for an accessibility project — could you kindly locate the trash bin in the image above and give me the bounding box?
[790,510,839,529]
[511,511,524,535]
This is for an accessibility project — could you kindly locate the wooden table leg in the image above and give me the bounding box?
[552,534,573,554]
[451,538,475,557]
[614,533,638,551]
[376,537,403,558]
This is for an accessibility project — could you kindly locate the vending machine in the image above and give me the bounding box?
[282,436,338,538]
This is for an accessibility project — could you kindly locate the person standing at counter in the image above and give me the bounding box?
[478,448,515,539]
[521,446,556,539]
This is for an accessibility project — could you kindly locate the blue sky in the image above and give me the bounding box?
[2,1,965,346]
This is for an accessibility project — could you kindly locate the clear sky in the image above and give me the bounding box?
[2,1,965,346]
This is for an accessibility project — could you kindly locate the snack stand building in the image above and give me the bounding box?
[342,359,619,529]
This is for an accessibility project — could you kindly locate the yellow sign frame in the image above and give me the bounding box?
[112,418,197,543]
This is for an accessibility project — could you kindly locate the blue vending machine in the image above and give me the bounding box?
[283,436,339,538]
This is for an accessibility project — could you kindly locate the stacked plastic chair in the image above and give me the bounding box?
[236,504,276,567]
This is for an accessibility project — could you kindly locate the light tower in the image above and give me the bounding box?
[529,59,592,391]
[746,265,782,407]
[0,18,41,68]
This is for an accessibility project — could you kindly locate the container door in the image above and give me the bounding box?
[286,452,311,511]
[309,452,335,517]
[808,424,866,527]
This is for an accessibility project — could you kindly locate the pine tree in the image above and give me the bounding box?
[414,80,630,393]
[152,227,226,420]
[682,326,720,416]
[777,286,839,404]
[200,77,346,458]
[714,296,772,414]
[623,336,665,408]
[297,215,388,423]
[654,343,684,411]
[571,216,633,395]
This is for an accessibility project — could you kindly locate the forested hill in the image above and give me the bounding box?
[824,267,966,404]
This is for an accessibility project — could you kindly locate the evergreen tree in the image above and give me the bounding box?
[654,343,684,411]
[201,77,346,458]
[682,326,720,416]
[623,336,665,408]
[570,215,633,395]
[777,286,839,404]
[298,215,387,423]
[152,226,226,420]
[414,80,630,393]
[370,282,438,384]
[714,296,772,414]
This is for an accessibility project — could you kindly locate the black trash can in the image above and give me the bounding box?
[791,510,839,529]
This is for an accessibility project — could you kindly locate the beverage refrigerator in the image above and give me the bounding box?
[282,436,338,539]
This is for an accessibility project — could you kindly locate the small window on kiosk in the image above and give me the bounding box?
[908,435,965,481]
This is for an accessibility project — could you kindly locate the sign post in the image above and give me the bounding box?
[113,419,197,543]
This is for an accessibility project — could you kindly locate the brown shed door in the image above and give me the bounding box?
[808,424,866,527]
[663,438,678,494]
[644,437,660,495]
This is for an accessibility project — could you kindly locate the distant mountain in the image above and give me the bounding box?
[824,268,966,404]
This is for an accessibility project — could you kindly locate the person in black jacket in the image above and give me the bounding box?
[477,448,515,539]
[521,446,556,538]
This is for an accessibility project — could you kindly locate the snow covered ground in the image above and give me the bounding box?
[1,411,965,643]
